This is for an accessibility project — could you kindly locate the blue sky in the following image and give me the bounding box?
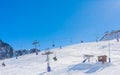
[0,0,120,50]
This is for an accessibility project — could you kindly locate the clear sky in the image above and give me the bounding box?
[0,0,120,50]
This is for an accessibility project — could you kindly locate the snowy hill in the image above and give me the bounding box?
[0,40,120,75]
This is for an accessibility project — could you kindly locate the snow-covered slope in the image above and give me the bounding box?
[0,40,120,75]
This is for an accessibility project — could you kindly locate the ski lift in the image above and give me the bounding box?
[53,54,57,61]
[53,56,57,61]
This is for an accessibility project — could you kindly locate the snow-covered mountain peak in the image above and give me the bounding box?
[100,30,120,41]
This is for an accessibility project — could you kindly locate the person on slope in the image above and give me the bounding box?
[2,61,6,67]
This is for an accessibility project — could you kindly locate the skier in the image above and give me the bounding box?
[36,51,38,55]
[2,62,5,67]
[60,46,62,49]
[117,38,119,42]
[47,63,51,72]
[15,52,18,59]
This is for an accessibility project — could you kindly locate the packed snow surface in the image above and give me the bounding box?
[0,40,120,75]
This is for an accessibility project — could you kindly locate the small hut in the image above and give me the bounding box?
[98,55,107,63]
[83,54,94,62]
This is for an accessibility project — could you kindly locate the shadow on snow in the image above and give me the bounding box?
[38,72,47,75]
[68,62,111,74]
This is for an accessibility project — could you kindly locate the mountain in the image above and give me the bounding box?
[100,30,120,41]
[0,39,120,75]
[0,40,14,59]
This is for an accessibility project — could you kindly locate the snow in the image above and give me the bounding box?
[0,40,120,75]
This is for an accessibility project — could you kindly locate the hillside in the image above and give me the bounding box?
[0,40,120,75]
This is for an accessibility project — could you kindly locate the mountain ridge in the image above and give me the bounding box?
[100,30,120,41]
